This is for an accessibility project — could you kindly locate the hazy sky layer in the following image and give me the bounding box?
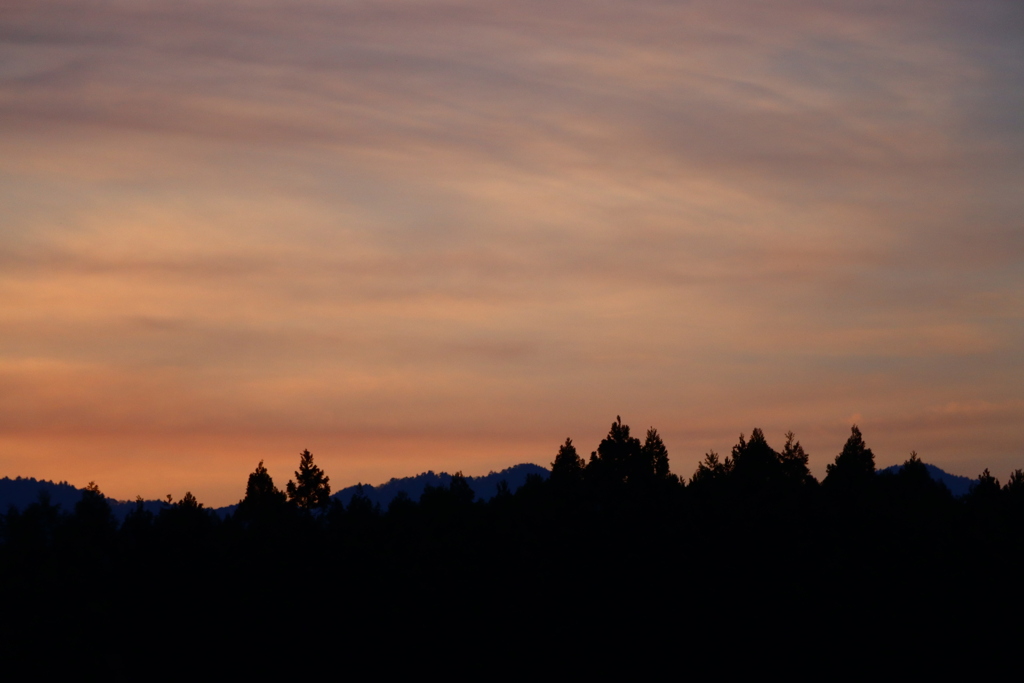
[2,1,1022,505]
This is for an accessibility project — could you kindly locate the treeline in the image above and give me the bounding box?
[2,418,1023,670]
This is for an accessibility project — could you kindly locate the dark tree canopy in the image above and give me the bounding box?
[691,428,814,498]
[287,449,332,511]
[588,416,643,486]
[236,460,287,523]
[974,468,1000,496]
[691,450,731,486]
[178,491,201,509]
[641,427,671,481]
[448,471,475,505]
[74,481,116,537]
[550,437,585,486]
[3,416,1024,674]
[824,425,875,491]
[245,461,285,504]
[730,428,780,485]
[1005,469,1024,494]
[779,431,815,486]
[897,451,931,486]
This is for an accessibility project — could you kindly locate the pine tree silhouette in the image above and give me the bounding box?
[286,449,332,510]
[237,460,287,524]
[823,425,875,493]
[642,428,671,480]
[551,437,585,486]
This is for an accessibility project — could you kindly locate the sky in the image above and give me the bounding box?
[1,0,1022,506]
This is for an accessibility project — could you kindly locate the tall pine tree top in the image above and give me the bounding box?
[286,449,332,510]
[824,425,875,491]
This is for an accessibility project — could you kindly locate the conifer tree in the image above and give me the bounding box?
[642,428,671,480]
[730,428,780,480]
[779,431,815,486]
[237,460,287,523]
[243,461,286,506]
[73,481,116,544]
[286,449,332,510]
[823,425,875,492]
[691,450,731,485]
[551,437,585,485]
[588,416,642,485]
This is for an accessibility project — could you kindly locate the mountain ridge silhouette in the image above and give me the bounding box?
[0,462,552,520]
[0,461,985,519]
[877,462,977,497]
[331,463,550,509]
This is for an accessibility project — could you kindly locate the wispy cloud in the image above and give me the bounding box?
[1,0,1022,502]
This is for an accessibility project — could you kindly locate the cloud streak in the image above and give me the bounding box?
[1,0,1022,503]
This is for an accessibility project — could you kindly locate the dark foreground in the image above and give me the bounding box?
[3,421,1022,673]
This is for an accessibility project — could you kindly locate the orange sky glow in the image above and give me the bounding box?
[2,1,1022,505]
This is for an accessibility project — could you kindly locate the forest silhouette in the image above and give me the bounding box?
[2,418,1023,671]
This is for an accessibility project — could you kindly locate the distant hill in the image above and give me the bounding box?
[332,463,550,509]
[0,476,167,521]
[0,463,552,521]
[878,463,977,497]
[0,476,85,513]
[1,461,975,520]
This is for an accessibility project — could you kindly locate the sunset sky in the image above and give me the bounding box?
[2,1,1022,505]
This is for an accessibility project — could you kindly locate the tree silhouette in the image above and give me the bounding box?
[157,490,215,543]
[823,425,875,492]
[345,483,379,520]
[419,472,474,523]
[73,481,116,541]
[779,431,815,486]
[890,450,952,507]
[641,427,671,480]
[178,491,201,509]
[973,468,1000,497]
[1003,469,1024,515]
[121,495,154,541]
[1004,469,1024,495]
[587,416,642,486]
[448,471,475,506]
[236,460,287,524]
[730,429,780,485]
[287,449,332,511]
[550,437,585,487]
[691,450,731,486]
[7,490,63,552]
